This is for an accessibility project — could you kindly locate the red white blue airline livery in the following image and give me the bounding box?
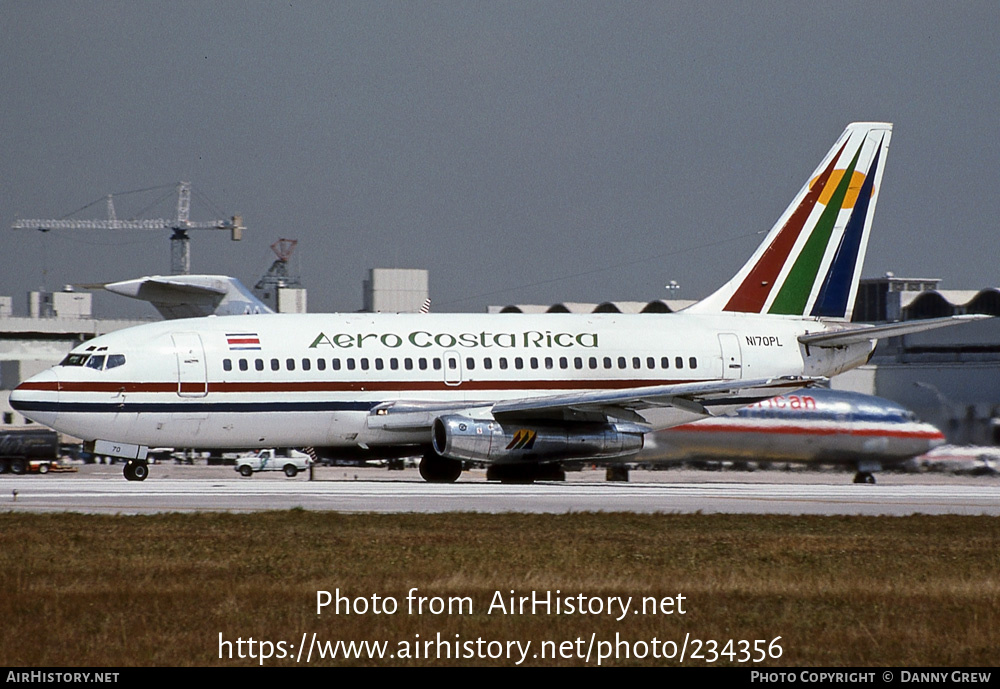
[9,123,980,482]
[645,388,945,483]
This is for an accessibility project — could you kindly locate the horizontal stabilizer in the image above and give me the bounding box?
[799,314,990,347]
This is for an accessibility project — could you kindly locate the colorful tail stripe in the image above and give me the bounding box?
[722,142,847,313]
[768,143,866,315]
[690,123,891,321]
[810,138,884,318]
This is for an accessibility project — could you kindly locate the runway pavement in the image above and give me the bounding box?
[2,463,998,515]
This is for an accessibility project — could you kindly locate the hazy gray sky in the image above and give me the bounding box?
[3,1,998,317]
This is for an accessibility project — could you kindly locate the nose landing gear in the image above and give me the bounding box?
[124,461,149,481]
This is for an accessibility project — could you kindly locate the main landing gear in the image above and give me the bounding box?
[418,450,463,483]
[853,471,876,484]
[123,461,149,482]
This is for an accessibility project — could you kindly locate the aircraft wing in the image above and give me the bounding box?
[368,376,819,433]
[491,376,819,430]
[799,314,989,347]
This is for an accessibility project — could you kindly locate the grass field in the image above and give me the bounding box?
[1,511,997,666]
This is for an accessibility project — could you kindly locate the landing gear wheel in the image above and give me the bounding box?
[283,465,298,477]
[418,451,462,483]
[124,461,149,481]
[853,471,876,484]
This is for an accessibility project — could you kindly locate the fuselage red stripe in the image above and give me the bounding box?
[17,377,730,394]
[671,422,944,440]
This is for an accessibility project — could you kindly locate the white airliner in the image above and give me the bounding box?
[9,122,982,482]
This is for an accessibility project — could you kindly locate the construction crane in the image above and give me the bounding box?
[12,182,245,275]
[253,238,304,312]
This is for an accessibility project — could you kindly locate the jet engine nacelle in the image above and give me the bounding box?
[432,415,644,464]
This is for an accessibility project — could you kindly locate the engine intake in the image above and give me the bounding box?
[432,415,643,463]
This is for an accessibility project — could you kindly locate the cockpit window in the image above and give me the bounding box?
[61,353,90,367]
[59,352,126,370]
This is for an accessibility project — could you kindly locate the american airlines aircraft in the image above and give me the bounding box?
[642,388,945,483]
[9,122,981,482]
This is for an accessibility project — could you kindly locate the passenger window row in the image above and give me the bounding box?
[224,357,444,373]
[222,355,698,373]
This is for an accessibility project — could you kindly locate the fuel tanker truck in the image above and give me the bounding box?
[0,428,62,474]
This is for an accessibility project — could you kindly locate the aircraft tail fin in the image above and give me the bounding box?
[688,122,892,321]
[104,275,274,319]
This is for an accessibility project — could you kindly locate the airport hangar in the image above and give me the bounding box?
[2,270,999,450]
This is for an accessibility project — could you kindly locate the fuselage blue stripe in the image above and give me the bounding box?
[10,401,378,414]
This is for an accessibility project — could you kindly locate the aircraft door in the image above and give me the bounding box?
[172,333,208,397]
[718,333,743,380]
[443,350,463,386]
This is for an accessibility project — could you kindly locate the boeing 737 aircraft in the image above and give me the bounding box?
[642,388,945,483]
[9,122,983,482]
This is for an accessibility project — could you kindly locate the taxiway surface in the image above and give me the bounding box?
[2,464,997,516]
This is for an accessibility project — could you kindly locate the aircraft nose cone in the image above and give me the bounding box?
[926,426,947,450]
[9,368,60,417]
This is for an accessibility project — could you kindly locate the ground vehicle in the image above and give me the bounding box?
[0,429,60,474]
[234,449,312,477]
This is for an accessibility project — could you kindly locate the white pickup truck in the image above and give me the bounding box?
[235,449,312,477]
